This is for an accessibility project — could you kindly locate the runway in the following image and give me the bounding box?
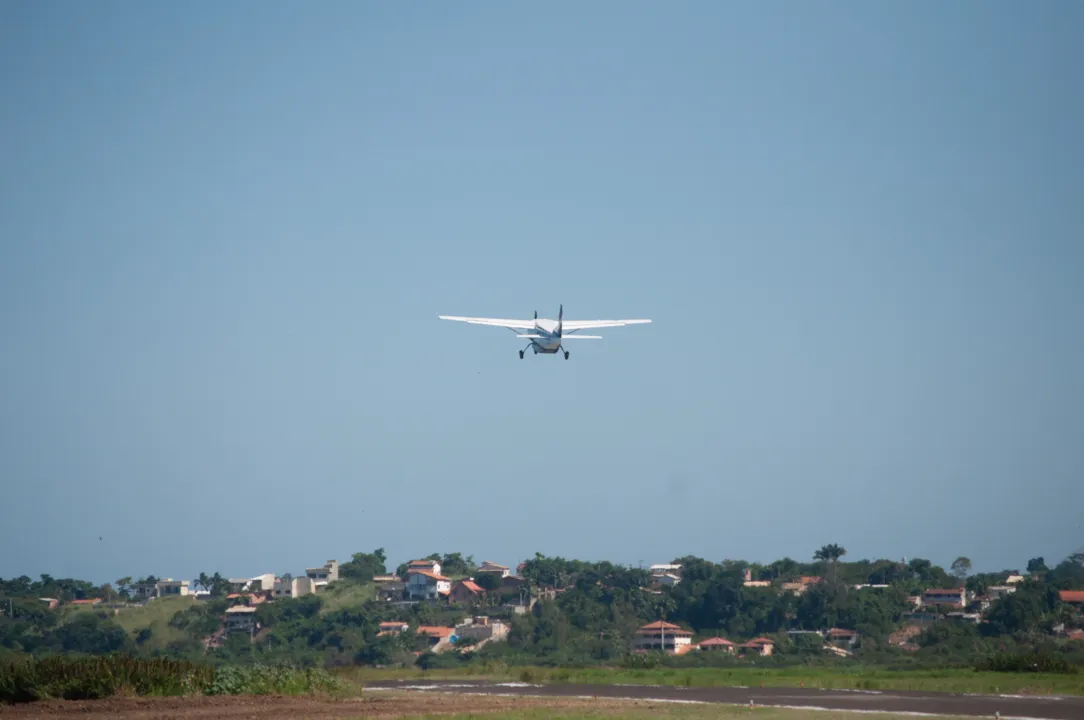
[365,679,1084,719]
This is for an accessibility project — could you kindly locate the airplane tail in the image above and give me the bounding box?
[557,304,563,335]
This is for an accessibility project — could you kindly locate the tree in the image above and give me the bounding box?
[814,544,847,583]
[951,557,972,586]
[1027,557,1048,576]
[340,549,387,583]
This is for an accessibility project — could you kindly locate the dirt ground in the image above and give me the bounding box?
[0,692,636,720]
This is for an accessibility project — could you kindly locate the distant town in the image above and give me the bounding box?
[4,548,1083,665]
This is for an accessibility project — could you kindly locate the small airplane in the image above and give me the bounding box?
[439,304,651,359]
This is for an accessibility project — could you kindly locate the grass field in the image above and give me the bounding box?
[340,664,1084,696]
[110,596,195,644]
[319,582,376,613]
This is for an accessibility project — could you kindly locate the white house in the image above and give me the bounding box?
[406,570,451,601]
[632,621,694,654]
[407,559,442,576]
[224,606,258,634]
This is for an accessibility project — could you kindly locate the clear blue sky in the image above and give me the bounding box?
[2,1,1082,585]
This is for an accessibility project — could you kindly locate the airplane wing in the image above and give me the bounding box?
[562,319,652,332]
[438,315,536,331]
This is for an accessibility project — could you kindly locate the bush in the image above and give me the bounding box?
[974,651,1078,675]
[0,655,346,703]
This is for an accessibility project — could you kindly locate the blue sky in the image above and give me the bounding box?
[1,1,1082,585]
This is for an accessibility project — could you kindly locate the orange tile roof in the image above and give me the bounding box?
[70,599,101,605]
[408,569,450,582]
[458,580,484,594]
[1059,590,1084,603]
[698,637,734,646]
[637,621,692,635]
[416,625,454,638]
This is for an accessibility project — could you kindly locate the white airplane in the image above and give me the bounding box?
[438,304,651,359]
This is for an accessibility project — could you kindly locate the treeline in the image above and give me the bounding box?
[3,549,1084,670]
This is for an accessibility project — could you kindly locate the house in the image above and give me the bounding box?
[653,573,682,587]
[740,637,774,656]
[475,561,511,579]
[156,579,189,597]
[455,616,509,643]
[38,598,59,609]
[376,582,406,602]
[631,621,694,654]
[416,625,455,650]
[650,564,683,585]
[827,628,858,648]
[987,585,1016,599]
[742,569,771,588]
[407,559,442,577]
[449,579,485,605]
[406,569,451,601]
[224,606,258,634]
[377,621,409,636]
[697,637,735,653]
[1005,574,1026,585]
[274,577,315,599]
[306,560,339,584]
[70,598,102,607]
[372,575,399,584]
[1059,590,1084,605]
[922,588,967,609]
[782,577,822,596]
[130,582,158,600]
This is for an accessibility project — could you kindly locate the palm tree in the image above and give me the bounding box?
[814,544,847,583]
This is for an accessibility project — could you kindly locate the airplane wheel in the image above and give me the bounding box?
[519,350,524,359]
[564,350,570,360]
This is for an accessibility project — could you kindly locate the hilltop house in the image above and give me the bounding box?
[406,569,451,601]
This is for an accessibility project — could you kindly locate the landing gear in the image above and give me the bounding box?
[519,350,525,359]
[563,350,570,360]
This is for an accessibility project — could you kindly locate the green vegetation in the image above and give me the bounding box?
[0,655,346,703]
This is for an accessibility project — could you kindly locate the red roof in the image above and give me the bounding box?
[70,599,101,605]
[408,569,450,582]
[637,621,692,635]
[1067,630,1084,641]
[458,580,483,594]
[698,637,734,646]
[1059,590,1084,603]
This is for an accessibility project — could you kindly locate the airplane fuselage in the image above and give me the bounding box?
[529,319,563,353]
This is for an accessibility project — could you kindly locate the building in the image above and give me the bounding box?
[475,561,511,579]
[987,585,1016,599]
[407,559,442,576]
[416,625,455,650]
[376,581,406,602]
[372,575,399,584]
[449,579,485,605]
[697,637,735,653]
[649,564,683,586]
[827,628,858,649]
[406,569,451,601]
[306,560,339,584]
[455,616,509,643]
[740,637,774,656]
[156,579,190,597]
[377,621,409,636]
[922,588,967,609]
[273,577,314,600]
[1059,590,1084,605]
[631,621,694,654]
[224,606,258,634]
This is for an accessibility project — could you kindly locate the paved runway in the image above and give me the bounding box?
[366,679,1084,719]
